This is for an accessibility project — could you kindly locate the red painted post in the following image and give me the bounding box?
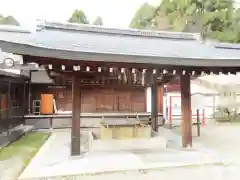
[202,108,206,127]
[169,96,172,128]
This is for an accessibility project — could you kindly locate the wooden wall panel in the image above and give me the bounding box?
[55,90,72,111]
[81,90,97,112]
[51,87,146,113]
[96,89,115,112]
[131,89,145,112]
[116,90,131,112]
[1,93,7,110]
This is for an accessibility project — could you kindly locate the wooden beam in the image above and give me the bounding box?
[180,74,192,148]
[22,55,240,75]
[71,76,81,156]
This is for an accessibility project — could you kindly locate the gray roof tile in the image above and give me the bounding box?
[34,30,202,58]
[30,27,240,59]
[0,21,240,67]
[40,21,201,40]
[0,25,31,33]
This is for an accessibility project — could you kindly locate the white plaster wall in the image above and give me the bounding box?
[145,81,220,124]
[162,82,217,125]
[194,75,240,114]
[146,87,151,113]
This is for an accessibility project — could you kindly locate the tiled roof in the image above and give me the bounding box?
[0,25,31,33]
[39,21,201,40]
[0,25,31,44]
[0,21,240,67]
[214,42,240,50]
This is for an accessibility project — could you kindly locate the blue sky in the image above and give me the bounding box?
[0,0,159,29]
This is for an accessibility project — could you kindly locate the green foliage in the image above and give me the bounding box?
[130,0,240,43]
[0,132,50,161]
[68,9,89,24]
[0,15,20,26]
[129,3,156,29]
[93,16,103,26]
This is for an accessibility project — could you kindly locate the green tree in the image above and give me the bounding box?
[93,16,103,26]
[150,1,174,31]
[0,15,20,26]
[129,3,156,29]
[68,10,89,24]
[152,0,237,42]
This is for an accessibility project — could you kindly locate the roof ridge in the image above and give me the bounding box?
[37,21,201,40]
[215,42,240,50]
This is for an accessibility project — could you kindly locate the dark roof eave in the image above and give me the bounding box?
[0,40,240,67]
[0,70,29,80]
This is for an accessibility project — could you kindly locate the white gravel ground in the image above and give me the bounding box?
[73,124,240,180]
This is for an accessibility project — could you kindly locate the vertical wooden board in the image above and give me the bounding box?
[96,89,115,112]
[81,90,97,113]
[1,93,6,109]
[117,90,131,112]
[54,89,72,111]
[1,93,7,119]
[131,88,145,112]
[53,87,146,113]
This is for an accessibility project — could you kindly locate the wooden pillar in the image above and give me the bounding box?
[28,71,32,114]
[180,74,192,148]
[158,86,164,114]
[7,82,11,119]
[196,109,200,137]
[22,82,26,119]
[151,75,158,132]
[71,76,81,156]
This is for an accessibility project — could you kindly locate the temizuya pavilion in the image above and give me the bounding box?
[1,21,240,155]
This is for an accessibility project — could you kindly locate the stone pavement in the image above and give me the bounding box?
[0,125,34,180]
[63,124,240,180]
[32,164,238,180]
[18,128,226,180]
[0,158,24,180]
